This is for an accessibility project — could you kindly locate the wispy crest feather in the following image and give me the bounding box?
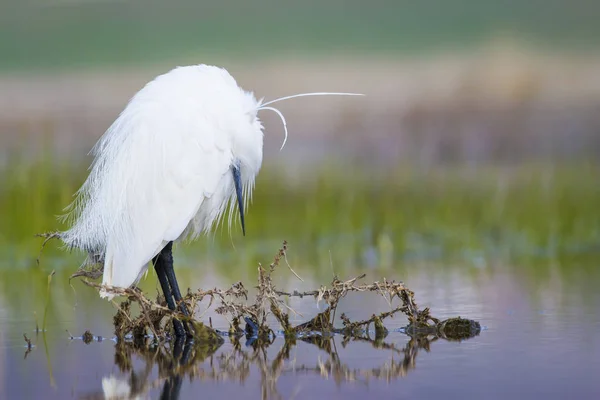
[257,92,363,150]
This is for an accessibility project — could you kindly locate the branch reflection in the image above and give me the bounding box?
[83,327,479,400]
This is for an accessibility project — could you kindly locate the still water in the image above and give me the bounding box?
[1,256,599,399]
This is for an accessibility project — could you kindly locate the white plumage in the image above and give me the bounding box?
[60,63,361,302]
[62,65,263,296]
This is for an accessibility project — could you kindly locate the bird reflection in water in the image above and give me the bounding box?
[82,328,479,400]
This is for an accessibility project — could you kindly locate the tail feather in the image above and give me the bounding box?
[100,236,165,300]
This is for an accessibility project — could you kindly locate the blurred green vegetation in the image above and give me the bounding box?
[1,157,598,273]
[1,0,599,72]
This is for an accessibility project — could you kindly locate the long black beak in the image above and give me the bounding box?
[231,164,246,236]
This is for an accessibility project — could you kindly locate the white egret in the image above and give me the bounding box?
[60,64,361,338]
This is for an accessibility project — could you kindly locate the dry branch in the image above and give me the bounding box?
[67,241,480,343]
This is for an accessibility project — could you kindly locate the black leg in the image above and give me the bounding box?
[153,243,185,338]
[159,336,193,400]
[161,242,195,338]
[159,372,183,400]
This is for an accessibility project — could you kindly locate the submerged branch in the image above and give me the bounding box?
[68,241,480,344]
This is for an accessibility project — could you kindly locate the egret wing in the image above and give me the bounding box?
[101,108,233,294]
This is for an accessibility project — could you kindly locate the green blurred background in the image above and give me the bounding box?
[1,0,600,71]
[0,0,599,318]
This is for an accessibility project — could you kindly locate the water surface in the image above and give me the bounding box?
[1,258,599,399]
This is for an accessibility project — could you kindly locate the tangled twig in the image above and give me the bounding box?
[34,231,61,266]
[63,241,479,343]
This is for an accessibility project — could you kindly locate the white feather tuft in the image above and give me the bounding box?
[258,106,288,150]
